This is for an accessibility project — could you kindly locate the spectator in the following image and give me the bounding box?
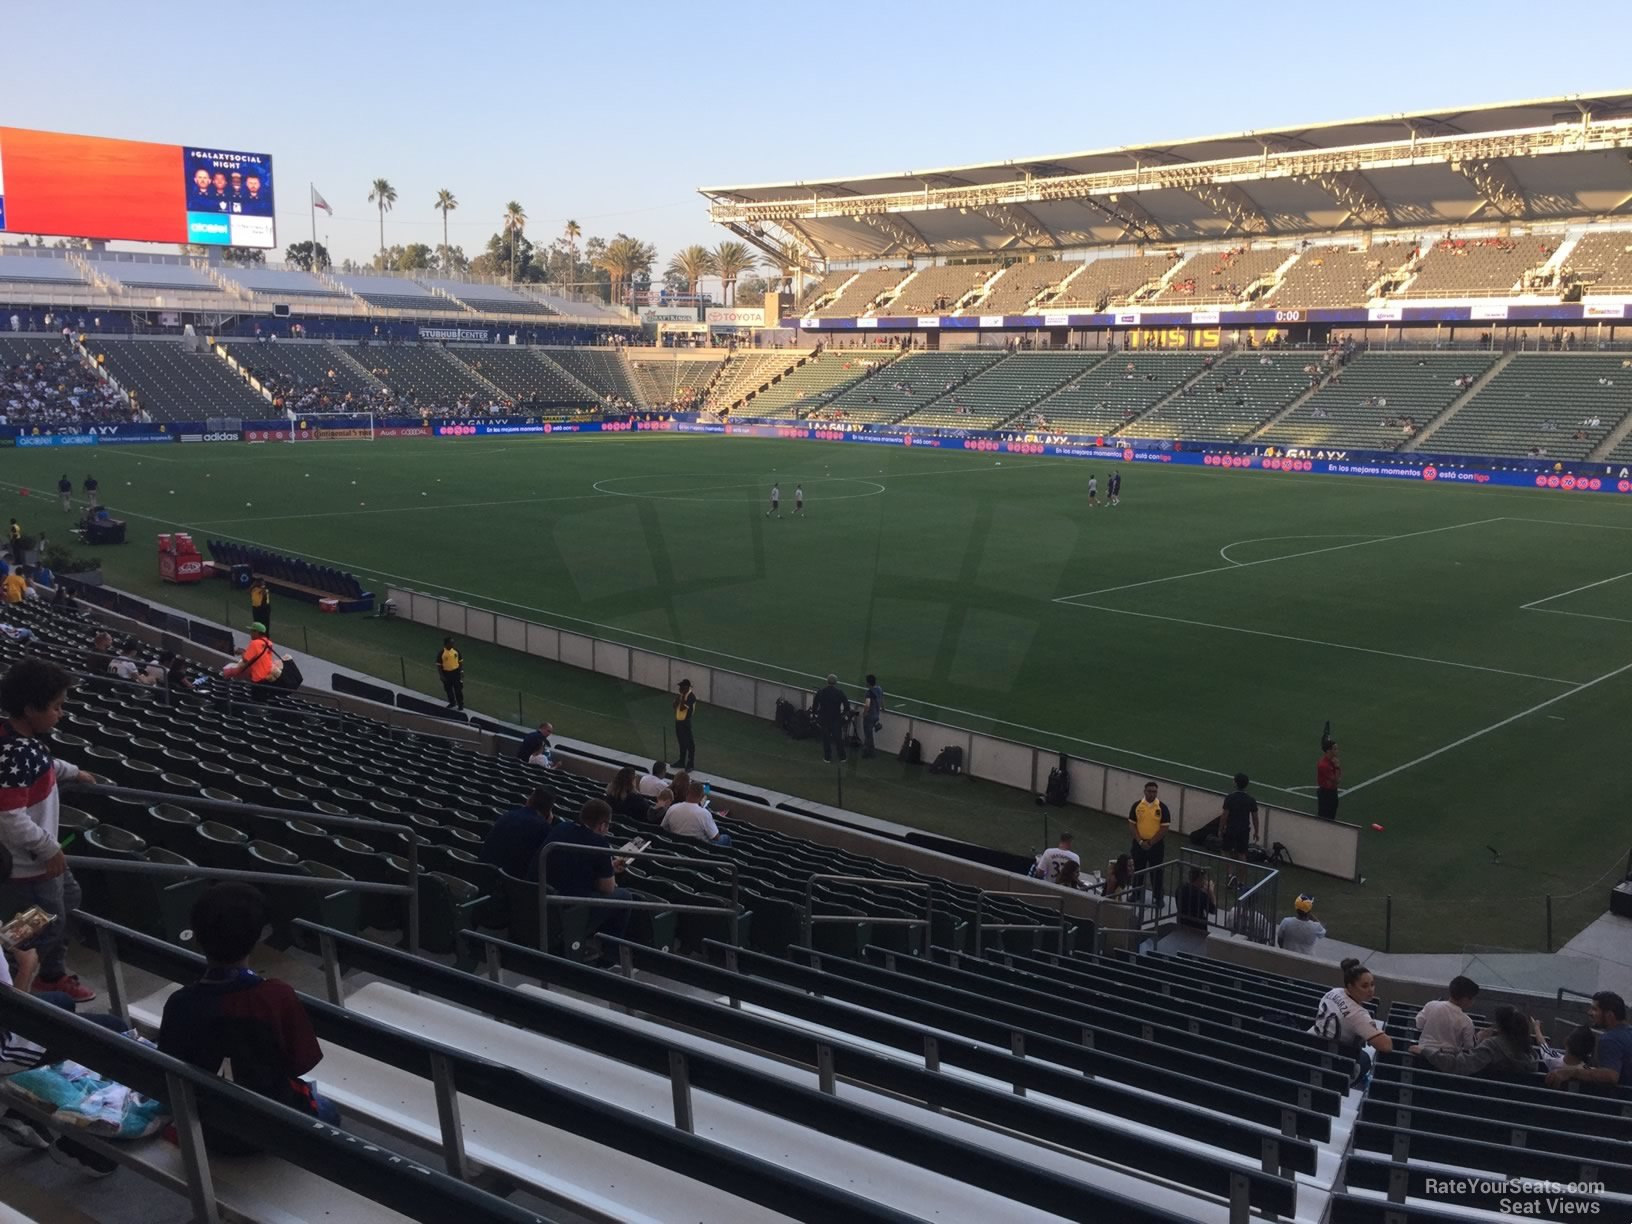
[636,760,670,798]
[1126,781,1171,911]
[861,673,884,759]
[1217,772,1259,885]
[158,884,339,1153]
[1316,741,1342,821]
[0,660,102,1002]
[1310,958,1392,1082]
[671,679,697,770]
[1546,992,1631,1087]
[1539,1024,1598,1074]
[1033,832,1080,884]
[542,800,630,951]
[436,637,465,711]
[516,721,554,764]
[1175,867,1217,931]
[1414,976,1480,1055]
[221,623,285,702]
[1102,853,1135,898]
[0,569,24,605]
[811,674,851,764]
[604,766,649,821]
[478,787,557,879]
[106,645,140,681]
[648,786,675,825]
[1411,1004,1538,1079]
[0,843,128,1176]
[1277,894,1326,954]
[661,782,731,845]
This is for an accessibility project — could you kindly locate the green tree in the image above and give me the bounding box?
[733,273,769,306]
[222,247,266,266]
[284,240,331,272]
[711,239,758,305]
[503,201,527,283]
[594,234,656,306]
[438,244,470,274]
[665,244,717,297]
[434,189,458,271]
[368,177,397,256]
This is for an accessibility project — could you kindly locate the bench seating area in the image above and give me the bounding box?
[1256,353,1497,451]
[1030,351,1209,435]
[206,540,372,610]
[1127,353,1317,441]
[1425,354,1632,460]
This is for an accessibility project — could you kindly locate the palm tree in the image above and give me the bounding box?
[666,244,717,298]
[712,240,758,306]
[367,178,397,257]
[559,219,582,287]
[594,235,657,306]
[434,189,458,273]
[503,200,528,282]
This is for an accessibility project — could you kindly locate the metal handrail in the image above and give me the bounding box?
[973,888,1068,956]
[800,875,932,950]
[536,842,741,952]
[62,780,422,955]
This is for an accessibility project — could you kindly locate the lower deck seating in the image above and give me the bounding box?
[1029,352,1209,435]
[898,352,1101,430]
[1126,353,1316,441]
[1256,353,1496,451]
[740,351,891,419]
[1425,354,1632,460]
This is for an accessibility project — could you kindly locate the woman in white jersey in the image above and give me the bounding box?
[1309,958,1392,1083]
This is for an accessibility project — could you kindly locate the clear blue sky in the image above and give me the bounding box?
[4,0,1630,282]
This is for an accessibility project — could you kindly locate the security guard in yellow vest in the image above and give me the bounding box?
[1127,780,1173,911]
[437,637,465,711]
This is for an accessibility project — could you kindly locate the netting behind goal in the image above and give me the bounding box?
[286,411,376,441]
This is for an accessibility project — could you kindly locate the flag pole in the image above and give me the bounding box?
[310,183,317,257]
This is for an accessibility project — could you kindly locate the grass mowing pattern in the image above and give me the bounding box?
[8,434,1631,953]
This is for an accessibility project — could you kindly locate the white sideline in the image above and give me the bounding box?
[1060,604,1580,686]
[1053,517,1505,601]
[1344,658,1632,796]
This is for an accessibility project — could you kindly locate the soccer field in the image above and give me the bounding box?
[7,434,1631,950]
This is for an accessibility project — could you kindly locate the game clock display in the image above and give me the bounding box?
[0,126,276,248]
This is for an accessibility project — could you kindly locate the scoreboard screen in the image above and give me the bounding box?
[0,126,276,248]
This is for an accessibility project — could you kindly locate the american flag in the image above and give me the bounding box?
[311,186,333,216]
[0,729,55,810]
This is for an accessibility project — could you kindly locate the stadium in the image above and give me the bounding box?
[2,57,1632,1224]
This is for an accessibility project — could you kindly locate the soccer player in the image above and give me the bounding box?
[794,484,805,515]
[1109,470,1121,505]
[767,482,780,517]
[1087,474,1098,506]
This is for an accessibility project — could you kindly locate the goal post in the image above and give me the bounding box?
[286,409,376,442]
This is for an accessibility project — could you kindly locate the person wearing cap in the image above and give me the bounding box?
[436,637,464,711]
[811,674,851,765]
[671,679,696,770]
[1316,741,1341,821]
[1277,895,1326,955]
[222,623,283,701]
[249,578,272,632]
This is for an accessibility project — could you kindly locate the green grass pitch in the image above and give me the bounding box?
[7,434,1630,952]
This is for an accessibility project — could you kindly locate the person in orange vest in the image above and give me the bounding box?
[222,623,283,701]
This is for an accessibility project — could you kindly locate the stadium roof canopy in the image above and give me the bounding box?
[701,93,1632,267]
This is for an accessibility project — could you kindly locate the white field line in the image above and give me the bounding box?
[1519,570,1632,611]
[1060,604,1579,686]
[1503,517,1632,532]
[1345,659,1632,796]
[1527,608,1632,626]
[1054,517,1506,601]
[0,476,1306,800]
[1218,534,1379,566]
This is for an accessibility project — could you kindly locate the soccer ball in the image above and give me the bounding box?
[995,461,1002,466]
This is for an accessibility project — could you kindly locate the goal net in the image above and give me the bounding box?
[285,410,376,442]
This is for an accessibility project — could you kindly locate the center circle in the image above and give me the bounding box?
[593,474,887,503]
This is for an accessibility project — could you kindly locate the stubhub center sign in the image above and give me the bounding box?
[186,213,232,245]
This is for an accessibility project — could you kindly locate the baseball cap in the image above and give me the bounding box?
[248,621,267,634]
[1294,894,1315,914]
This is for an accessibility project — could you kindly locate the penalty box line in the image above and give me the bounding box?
[1052,517,1507,603]
[1345,658,1632,796]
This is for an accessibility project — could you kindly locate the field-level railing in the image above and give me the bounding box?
[387,584,1363,881]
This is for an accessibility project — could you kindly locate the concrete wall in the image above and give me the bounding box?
[386,584,1364,880]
